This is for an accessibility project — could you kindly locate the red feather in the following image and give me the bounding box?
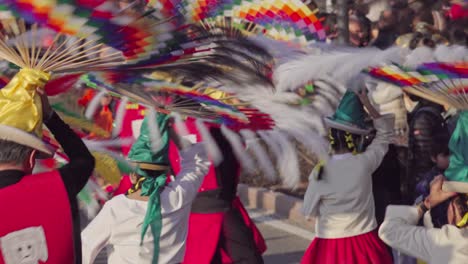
[45,74,82,96]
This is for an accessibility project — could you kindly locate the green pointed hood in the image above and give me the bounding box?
[445,111,468,184]
[127,112,171,264]
[324,90,371,135]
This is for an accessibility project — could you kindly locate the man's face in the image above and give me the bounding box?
[349,21,368,47]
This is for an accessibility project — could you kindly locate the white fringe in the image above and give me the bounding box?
[112,96,129,138]
[220,125,255,173]
[240,129,277,182]
[195,119,223,165]
[85,90,107,120]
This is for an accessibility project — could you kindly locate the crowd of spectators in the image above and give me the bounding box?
[315,0,467,49]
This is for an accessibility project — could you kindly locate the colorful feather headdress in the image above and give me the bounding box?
[154,0,326,45]
[0,1,275,86]
[366,62,468,110]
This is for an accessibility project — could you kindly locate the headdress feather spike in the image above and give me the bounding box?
[270,130,301,189]
[195,119,223,165]
[85,90,108,120]
[220,125,256,173]
[240,129,277,182]
[112,96,129,138]
[147,107,163,153]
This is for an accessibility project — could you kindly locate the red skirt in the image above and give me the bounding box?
[301,230,393,264]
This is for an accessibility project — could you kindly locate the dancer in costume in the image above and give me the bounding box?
[379,112,468,263]
[81,114,211,264]
[0,70,95,264]
[169,118,266,264]
[301,89,394,264]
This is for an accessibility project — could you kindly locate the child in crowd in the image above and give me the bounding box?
[415,136,450,204]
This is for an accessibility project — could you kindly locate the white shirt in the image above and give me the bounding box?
[379,205,468,264]
[81,144,210,264]
[302,114,394,238]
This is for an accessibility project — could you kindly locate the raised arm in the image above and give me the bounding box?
[355,89,394,172]
[160,143,210,212]
[379,176,457,261]
[40,91,95,196]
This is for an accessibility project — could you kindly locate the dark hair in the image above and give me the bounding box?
[0,140,34,164]
[430,137,449,158]
[414,10,434,25]
[329,128,361,153]
[431,199,451,228]
[409,32,436,50]
[454,195,468,227]
[449,25,467,46]
[431,195,468,228]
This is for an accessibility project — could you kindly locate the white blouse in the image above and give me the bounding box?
[379,205,468,264]
[302,114,394,238]
[81,144,210,264]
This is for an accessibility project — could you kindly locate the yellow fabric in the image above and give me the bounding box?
[456,212,468,228]
[93,152,122,185]
[417,260,427,264]
[204,87,239,105]
[0,69,50,136]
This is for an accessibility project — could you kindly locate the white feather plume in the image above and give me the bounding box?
[258,130,282,163]
[84,137,134,149]
[267,130,301,189]
[146,108,163,153]
[220,125,255,173]
[171,112,191,150]
[240,129,277,181]
[434,45,468,62]
[85,90,107,120]
[404,46,436,68]
[247,34,306,64]
[195,119,223,165]
[112,96,129,138]
[273,45,403,92]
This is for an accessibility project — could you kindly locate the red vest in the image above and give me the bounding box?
[0,171,74,264]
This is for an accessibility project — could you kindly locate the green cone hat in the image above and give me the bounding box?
[324,90,371,135]
[128,113,171,174]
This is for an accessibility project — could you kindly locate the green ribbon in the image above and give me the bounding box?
[445,111,468,183]
[331,91,367,129]
[127,113,170,264]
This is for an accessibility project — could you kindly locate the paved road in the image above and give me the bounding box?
[248,209,313,264]
[88,209,313,264]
